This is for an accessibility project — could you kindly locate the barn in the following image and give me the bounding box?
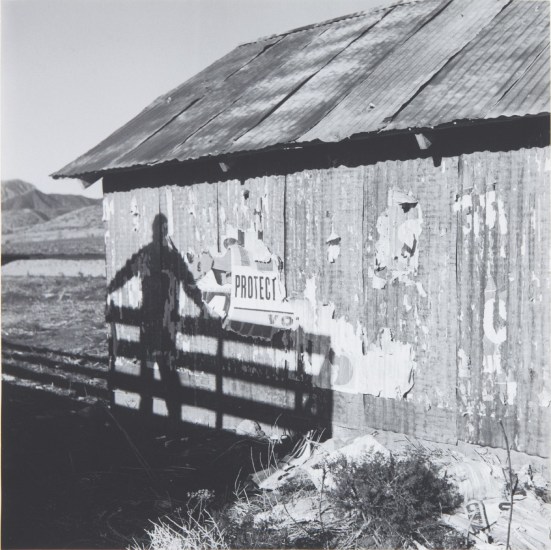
[53,0,550,458]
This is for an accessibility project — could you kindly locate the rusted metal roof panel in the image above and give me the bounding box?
[299,0,508,142]
[388,0,550,130]
[165,8,397,163]
[53,0,550,181]
[55,37,283,178]
[110,23,330,170]
[487,44,550,119]
[230,0,447,153]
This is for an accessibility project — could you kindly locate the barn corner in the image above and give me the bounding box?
[53,0,550,460]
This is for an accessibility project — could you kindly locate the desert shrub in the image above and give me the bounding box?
[328,449,466,549]
[129,508,227,550]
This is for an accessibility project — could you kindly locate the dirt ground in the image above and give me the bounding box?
[2,274,277,549]
[2,259,106,278]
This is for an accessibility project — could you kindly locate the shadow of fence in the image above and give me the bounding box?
[2,340,109,403]
[107,305,333,438]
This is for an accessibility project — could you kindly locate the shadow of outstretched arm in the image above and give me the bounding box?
[107,250,143,296]
[165,242,205,312]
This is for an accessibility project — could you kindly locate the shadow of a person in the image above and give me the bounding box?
[107,213,203,427]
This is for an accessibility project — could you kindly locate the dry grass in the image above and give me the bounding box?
[131,511,228,550]
[2,274,107,354]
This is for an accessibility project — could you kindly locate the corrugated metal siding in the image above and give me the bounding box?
[388,0,550,129]
[54,0,549,181]
[104,145,550,456]
[455,148,550,457]
[366,156,459,418]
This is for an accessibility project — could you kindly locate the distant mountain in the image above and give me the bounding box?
[1,180,104,258]
[1,179,101,235]
[1,179,35,201]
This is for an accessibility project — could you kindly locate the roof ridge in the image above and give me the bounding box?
[237,0,418,46]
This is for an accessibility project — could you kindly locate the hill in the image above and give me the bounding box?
[2,179,100,233]
[2,204,104,257]
[1,179,36,201]
[1,180,104,258]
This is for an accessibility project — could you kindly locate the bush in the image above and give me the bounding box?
[328,449,466,549]
[131,447,469,550]
[130,508,227,550]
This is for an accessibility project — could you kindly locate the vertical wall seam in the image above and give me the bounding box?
[216,181,220,252]
[454,158,461,445]
[283,175,288,292]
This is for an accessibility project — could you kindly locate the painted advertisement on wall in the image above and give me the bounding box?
[191,225,298,339]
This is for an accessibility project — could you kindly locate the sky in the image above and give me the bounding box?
[2,0,392,198]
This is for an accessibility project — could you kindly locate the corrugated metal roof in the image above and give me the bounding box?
[388,0,550,129]
[54,0,550,182]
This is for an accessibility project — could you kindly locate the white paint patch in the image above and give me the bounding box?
[304,275,317,307]
[130,196,140,232]
[326,228,341,264]
[331,328,416,399]
[457,348,470,377]
[373,189,422,285]
[372,274,386,289]
[294,287,416,397]
[473,210,480,238]
[483,353,502,374]
[397,218,422,250]
[538,389,551,407]
[506,380,517,405]
[483,298,507,345]
[207,295,228,318]
[485,190,497,229]
[416,282,428,298]
[403,294,412,312]
[102,196,114,222]
[453,194,472,213]
[243,227,272,263]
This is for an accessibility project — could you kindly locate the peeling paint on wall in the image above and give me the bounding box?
[105,147,550,457]
[130,196,140,232]
[373,188,423,287]
[326,227,341,263]
[289,276,416,399]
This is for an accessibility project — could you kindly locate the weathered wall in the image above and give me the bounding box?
[103,146,550,457]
